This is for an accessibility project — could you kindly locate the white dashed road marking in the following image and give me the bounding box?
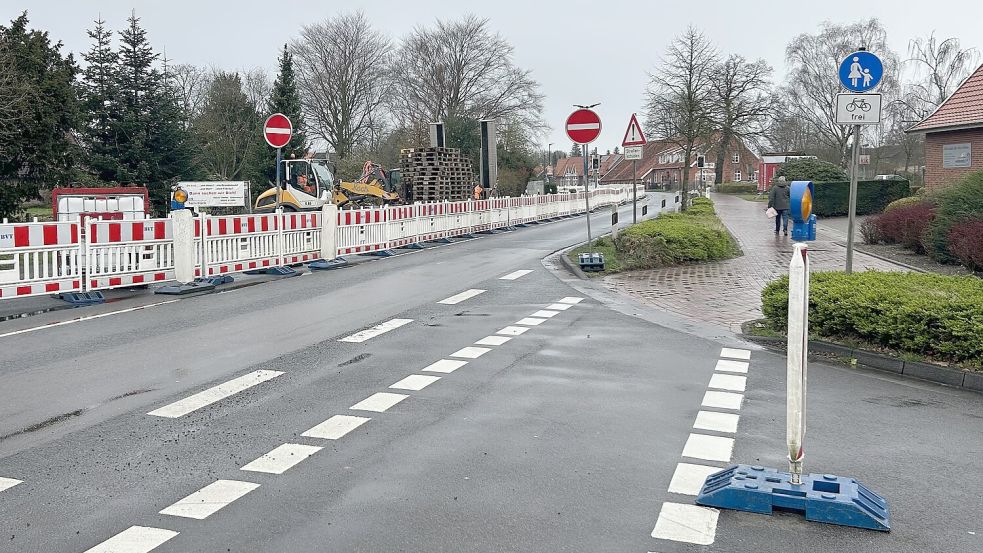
[499,270,533,280]
[82,526,179,553]
[558,296,584,304]
[515,317,546,326]
[714,359,749,373]
[497,326,530,336]
[160,480,260,520]
[302,415,370,440]
[437,289,486,305]
[693,410,740,434]
[241,443,323,475]
[390,374,441,391]
[546,303,574,311]
[475,335,511,346]
[421,359,468,373]
[668,463,722,496]
[450,346,491,359]
[339,318,413,343]
[651,502,719,545]
[701,390,744,411]
[682,433,735,463]
[708,373,747,392]
[719,347,751,360]
[350,392,409,413]
[0,477,22,493]
[530,310,560,318]
[148,370,284,418]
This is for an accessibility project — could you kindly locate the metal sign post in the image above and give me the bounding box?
[622,114,647,225]
[633,160,638,223]
[566,106,602,247]
[846,125,860,273]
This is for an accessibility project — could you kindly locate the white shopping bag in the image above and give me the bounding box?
[766,207,778,219]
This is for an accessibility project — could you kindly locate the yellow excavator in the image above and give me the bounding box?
[254,159,401,212]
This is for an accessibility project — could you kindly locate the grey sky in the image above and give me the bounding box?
[7,0,983,155]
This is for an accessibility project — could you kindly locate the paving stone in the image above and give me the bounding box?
[603,193,907,330]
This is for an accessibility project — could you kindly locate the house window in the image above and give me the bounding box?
[734,171,742,182]
[732,153,740,163]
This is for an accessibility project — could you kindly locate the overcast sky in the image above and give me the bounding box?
[7,0,983,155]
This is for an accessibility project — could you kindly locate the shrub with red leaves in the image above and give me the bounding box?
[947,219,983,271]
[871,201,935,253]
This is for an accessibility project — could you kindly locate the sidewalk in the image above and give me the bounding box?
[602,193,906,332]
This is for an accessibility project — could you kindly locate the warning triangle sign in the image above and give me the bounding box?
[622,113,647,147]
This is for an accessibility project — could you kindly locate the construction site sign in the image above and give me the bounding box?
[178,181,248,207]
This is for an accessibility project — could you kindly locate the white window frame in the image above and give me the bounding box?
[732,153,740,164]
[734,171,742,182]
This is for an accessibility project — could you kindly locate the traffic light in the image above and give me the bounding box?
[697,155,706,168]
[592,156,600,170]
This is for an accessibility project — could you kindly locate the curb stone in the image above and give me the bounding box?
[741,334,979,394]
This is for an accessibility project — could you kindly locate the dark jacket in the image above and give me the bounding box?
[768,182,791,211]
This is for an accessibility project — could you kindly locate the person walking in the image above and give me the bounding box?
[767,178,791,236]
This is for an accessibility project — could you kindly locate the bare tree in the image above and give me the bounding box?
[292,12,392,159]
[710,54,772,183]
[240,67,271,114]
[907,33,979,109]
[783,19,898,166]
[645,25,718,206]
[392,16,546,135]
[169,63,211,125]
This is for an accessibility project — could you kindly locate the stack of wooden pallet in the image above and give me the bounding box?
[399,147,475,203]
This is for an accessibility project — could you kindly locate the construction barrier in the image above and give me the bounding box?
[0,185,645,301]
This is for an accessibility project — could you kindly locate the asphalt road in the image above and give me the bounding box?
[0,191,980,553]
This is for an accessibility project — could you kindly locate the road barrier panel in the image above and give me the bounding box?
[696,243,891,531]
[0,220,82,300]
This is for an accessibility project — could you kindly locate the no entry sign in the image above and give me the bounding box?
[264,113,293,148]
[566,109,602,144]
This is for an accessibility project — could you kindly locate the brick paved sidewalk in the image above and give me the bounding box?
[602,193,906,332]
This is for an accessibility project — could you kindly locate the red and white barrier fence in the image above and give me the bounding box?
[0,185,644,301]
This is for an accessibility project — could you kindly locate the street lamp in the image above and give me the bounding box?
[547,143,553,193]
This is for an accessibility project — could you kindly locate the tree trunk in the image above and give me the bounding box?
[714,128,731,185]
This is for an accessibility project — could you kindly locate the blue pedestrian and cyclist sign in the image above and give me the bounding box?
[838,51,883,92]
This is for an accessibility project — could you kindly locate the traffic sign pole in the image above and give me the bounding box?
[275,147,282,211]
[583,154,592,246]
[632,160,638,223]
[566,107,602,248]
[846,124,860,273]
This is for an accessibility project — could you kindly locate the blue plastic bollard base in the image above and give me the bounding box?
[399,243,425,250]
[58,291,106,305]
[195,275,233,287]
[309,258,348,271]
[791,221,810,241]
[696,465,890,532]
[369,249,398,257]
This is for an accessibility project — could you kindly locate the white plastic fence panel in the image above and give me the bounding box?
[281,211,322,264]
[0,221,82,299]
[337,207,389,255]
[199,214,280,277]
[86,219,175,290]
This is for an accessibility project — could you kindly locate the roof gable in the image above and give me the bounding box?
[909,63,983,133]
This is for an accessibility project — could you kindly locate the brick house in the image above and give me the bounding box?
[599,137,760,187]
[908,63,983,190]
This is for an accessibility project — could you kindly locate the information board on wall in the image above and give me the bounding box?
[179,181,248,207]
[942,143,972,168]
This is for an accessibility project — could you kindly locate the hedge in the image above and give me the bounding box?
[923,171,983,264]
[761,271,983,363]
[775,158,848,182]
[614,197,739,268]
[811,179,910,217]
[716,183,758,194]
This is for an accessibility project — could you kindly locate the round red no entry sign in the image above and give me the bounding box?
[566,109,602,145]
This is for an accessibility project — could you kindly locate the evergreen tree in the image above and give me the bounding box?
[569,143,582,157]
[0,13,79,220]
[194,72,265,183]
[267,45,307,158]
[80,16,119,183]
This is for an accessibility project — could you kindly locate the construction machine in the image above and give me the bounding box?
[254,158,401,213]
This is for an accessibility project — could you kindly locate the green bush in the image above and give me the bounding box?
[775,158,848,182]
[924,171,983,264]
[811,179,911,216]
[717,183,758,194]
[615,198,739,267]
[761,271,983,363]
[883,195,922,212]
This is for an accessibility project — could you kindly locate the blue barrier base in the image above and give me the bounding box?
[399,243,425,250]
[478,229,502,234]
[155,282,216,295]
[515,223,529,228]
[369,249,398,257]
[265,266,299,277]
[195,275,233,287]
[431,237,453,244]
[58,291,106,305]
[309,257,348,271]
[696,465,890,532]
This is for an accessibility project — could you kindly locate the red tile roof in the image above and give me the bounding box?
[554,156,584,177]
[909,63,983,133]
